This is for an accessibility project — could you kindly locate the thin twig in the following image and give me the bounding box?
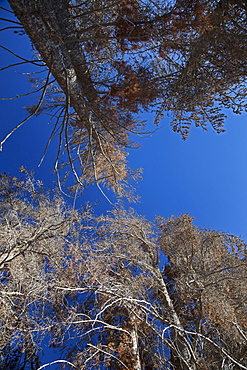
[37,360,76,370]
[0,68,52,151]
[38,107,65,167]
[0,17,21,25]
[0,79,55,99]
[87,344,129,369]
[0,26,23,32]
[0,6,14,14]
[0,45,43,66]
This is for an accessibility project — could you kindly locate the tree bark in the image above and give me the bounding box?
[8,0,98,121]
[155,269,196,370]
[129,314,142,370]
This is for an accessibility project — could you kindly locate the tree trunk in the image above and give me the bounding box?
[130,314,142,370]
[155,270,196,370]
[8,0,98,121]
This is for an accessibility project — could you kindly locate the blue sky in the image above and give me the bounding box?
[1,0,247,242]
[1,2,247,368]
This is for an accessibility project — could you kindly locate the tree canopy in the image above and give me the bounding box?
[1,0,247,195]
[0,174,246,369]
[1,1,247,369]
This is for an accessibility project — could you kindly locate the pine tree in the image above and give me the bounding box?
[2,0,247,193]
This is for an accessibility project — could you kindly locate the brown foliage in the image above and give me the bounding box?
[0,176,247,368]
[4,0,247,196]
[157,213,247,368]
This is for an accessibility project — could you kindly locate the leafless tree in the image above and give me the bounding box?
[0,172,79,368]
[2,179,245,369]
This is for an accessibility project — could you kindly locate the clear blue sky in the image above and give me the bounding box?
[1,2,247,368]
[1,0,247,242]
